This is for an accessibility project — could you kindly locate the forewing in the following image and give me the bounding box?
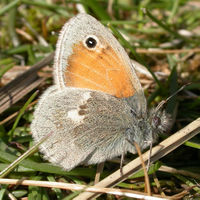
[53,13,147,115]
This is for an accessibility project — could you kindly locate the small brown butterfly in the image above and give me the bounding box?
[31,14,170,171]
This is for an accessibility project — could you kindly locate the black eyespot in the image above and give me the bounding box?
[85,37,97,48]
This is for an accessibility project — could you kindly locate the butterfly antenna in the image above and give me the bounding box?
[155,83,191,115]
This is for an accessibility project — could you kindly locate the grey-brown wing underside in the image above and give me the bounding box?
[31,86,135,171]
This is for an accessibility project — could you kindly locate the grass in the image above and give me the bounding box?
[0,0,200,199]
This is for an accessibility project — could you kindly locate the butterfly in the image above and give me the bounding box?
[31,13,169,171]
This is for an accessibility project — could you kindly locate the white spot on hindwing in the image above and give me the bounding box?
[67,91,91,123]
[67,109,84,123]
[81,92,91,103]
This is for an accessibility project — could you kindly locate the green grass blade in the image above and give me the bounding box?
[0,149,96,177]
[8,91,38,138]
[0,134,49,178]
[0,0,20,16]
[0,63,14,79]
[185,137,200,149]
[168,0,181,23]
[175,174,200,193]
[0,186,6,200]
[144,8,191,43]
[82,0,110,20]
[47,176,63,199]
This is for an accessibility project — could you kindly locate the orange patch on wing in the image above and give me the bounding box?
[64,42,135,98]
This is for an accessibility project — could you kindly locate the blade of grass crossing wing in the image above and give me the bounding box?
[0,133,50,178]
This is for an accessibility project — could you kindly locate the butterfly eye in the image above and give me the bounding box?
[153,116,161,127]
[84,35,99,49]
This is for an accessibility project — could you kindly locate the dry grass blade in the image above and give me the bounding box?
[75,118,200,200]
[159,166,200,179]
[134,141,151,195]
[0,178,168,200]
[137,48,200,54]
[153,173,166,198]
[0,53,54,114]
[0,100,37,125]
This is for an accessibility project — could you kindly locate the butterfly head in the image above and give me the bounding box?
[144,108,171,146]
[126,103,171,151]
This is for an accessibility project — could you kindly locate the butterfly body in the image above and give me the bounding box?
[31,14,169,171]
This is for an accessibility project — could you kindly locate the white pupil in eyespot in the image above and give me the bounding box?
[85,37,97,48]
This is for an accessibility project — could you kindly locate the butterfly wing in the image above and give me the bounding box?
[31,86,90,171]
[31,86,141,171]
[53,14,147,116]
